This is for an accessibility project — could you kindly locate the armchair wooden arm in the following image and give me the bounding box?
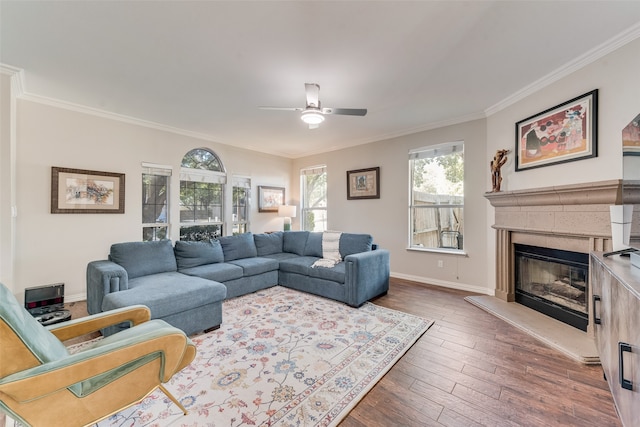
[0,329,190,402]
[47,305,151,342]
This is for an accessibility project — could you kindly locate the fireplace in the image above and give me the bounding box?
[514,244,588,331]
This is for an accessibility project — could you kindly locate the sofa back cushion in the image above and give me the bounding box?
[304,232,323,257]
[109,240,177,279]
[339,233,373,258]
[254,232,284,256]
[219,232,258,261]
[174,239,224,269]
[283,231,309,256]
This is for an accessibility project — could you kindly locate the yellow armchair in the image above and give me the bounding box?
[0,283,196,427]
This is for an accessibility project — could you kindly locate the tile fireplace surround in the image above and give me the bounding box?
[468,180,640,364]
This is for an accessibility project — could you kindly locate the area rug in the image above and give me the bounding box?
[90,286,432,427]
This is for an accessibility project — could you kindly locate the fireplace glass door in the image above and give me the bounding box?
[514,244,588,331]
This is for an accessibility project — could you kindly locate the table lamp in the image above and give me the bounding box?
[278,205,297,231]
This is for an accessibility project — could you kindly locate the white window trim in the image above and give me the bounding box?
[408,142,465,254]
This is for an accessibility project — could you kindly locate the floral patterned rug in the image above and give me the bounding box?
[93,286,433,427]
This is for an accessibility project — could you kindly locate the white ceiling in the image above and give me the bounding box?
[2,1,640,158]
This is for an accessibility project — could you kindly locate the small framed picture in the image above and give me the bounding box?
[515,89,598,171]
[346,167,380,200]
[258,185,285,212]
[51,167,125,213]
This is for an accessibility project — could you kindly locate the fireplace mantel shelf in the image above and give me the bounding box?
[484,179,625,207]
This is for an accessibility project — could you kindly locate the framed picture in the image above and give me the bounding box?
[622,113,640,156]
[258,185,285,212]
[51,167,125,214]
[347,167,380,200]
[515,89,598,171]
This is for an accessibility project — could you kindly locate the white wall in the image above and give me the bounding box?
[11,100,291,301]
[2,37,637,303]
[484,37,640,294]
[292,119,491,295]
[0,71,17,294]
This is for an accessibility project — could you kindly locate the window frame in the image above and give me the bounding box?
[408,141,465,254]
[300,165,327,232]
[141,162,172,242]
[179,148,227,241]
[232,176,251,235]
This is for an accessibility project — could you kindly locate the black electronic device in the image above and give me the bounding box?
[24,283,71,325]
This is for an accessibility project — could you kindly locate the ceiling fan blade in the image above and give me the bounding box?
[305,83,320,108]
[322,107,367,116]
[259,106,303,111]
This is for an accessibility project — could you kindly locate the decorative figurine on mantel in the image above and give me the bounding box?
[490,149,510,192]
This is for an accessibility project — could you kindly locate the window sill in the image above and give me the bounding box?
[406,247,468,257]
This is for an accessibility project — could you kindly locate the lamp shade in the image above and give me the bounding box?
[278,205,297,218]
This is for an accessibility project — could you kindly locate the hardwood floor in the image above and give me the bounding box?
[60,278,620,427]
[340,278,621,427]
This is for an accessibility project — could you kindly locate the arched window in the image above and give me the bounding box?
[179,148,227,241]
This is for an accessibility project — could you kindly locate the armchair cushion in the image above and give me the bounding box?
[109,240,177,279]
[0,283,69,369]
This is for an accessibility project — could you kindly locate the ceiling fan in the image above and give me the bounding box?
[260,83,367,129]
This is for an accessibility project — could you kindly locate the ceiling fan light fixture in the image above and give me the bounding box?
[301,110,325,125]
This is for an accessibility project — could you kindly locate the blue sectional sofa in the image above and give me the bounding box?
[86,231,390,336]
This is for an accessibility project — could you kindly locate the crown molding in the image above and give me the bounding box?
[485,22,640,117]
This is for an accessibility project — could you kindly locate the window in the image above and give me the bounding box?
[409,141,464,251]
[142,163,172,241]
[179,148,226,241]
[300,166,327,232]
[232,176,251,235]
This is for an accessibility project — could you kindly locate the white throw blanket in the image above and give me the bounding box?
[312,231,342,268]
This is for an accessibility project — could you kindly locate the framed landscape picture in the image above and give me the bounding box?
[347,167,380,200]
[51,167,125,213]
[258,185,285,212]
[515,89,598,171]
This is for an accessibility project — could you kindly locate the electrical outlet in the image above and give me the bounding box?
[437,260,444,268]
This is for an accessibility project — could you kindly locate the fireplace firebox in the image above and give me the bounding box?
[514,244,589,331]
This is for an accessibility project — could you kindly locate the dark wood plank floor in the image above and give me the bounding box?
[340,278,621,427]
[58,278,620,427]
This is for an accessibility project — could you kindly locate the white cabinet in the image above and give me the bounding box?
[591,252,640,426]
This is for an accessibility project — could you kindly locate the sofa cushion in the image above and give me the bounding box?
[104,272,227,318]
[219,233,258,261]
[109,240,177,279]
[308,261,346,283]
[228,257,279,276]
[254,232,284,256]
[278,256,318,276]
[304,232,323,257]
[262,252,300,262]
[340,233,373,258]
[179,262,244,283]
[174,240,224,269]
[283,231,309,256]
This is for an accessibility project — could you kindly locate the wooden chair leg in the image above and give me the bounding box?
[158,384,188,415]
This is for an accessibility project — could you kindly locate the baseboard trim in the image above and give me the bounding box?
[390,272,494,296]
